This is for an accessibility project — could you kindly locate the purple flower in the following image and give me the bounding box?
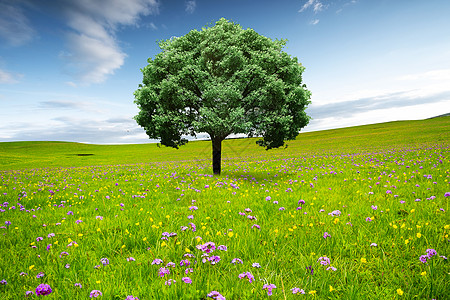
[75,219,83,224]
[74,283,82,288]
[0,279,7,285]
[125,296,140,300]
[36,237,43,242]
[60,251,69,258]
[185,268,193,274]
[180,259,190,267]
[5,221,11,226]
[25,291,34,297]
[65,264,70,268]
[208,255,221,265]
[207,291,226,300]
[47,233,55,238]
[426,249,437,258]
[189,206,198,211]
[419,255,428,263]
[90,290,102,298]
[36,284,52,296]
[371,205,378,210]
[96,216,103,220]
[182,277,192,284]
[317,256,330,266]
[100,258,109,266]
[252,224,260,230]
[158,267,170,277]
[444,192,450,197]
[370,243,378,247]
[323,232,331,239]
[152,258,163,265]
[262,283,277,296]
[46,244,52,251]
[127,257,135,262]
[20,272,28,276]
[306,266,314,275]
[327,266,337,271]
[291,288,305,294]
[252,262,261,268]
[238,271,254,283]
[231,258,243,264]
[366,217,372,222]
[189,222,197,232]
[218,245,227,251]
[36,272,45,278]
[165,279,176,286]
[67,211,74,215]
[265,196,271,201]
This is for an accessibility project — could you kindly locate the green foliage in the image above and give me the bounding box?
[134,18,311,149]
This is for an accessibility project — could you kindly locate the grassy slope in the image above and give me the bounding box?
[0,117,449,171]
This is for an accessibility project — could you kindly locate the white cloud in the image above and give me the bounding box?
[0,0,36,46]
[60,0,159,84]
[0,68,22,84]
[185,1,196,14]
[310,19,320,25]
[299,0,325,13]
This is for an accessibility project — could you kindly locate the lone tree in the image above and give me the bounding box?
[134,18,311,175]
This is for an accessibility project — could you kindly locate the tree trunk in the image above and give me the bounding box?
[212,137,223,175]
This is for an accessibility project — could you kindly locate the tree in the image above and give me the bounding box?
[134,18,311,175]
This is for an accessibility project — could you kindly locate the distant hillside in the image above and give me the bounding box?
[428,113,450,118]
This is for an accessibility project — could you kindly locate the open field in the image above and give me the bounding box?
[0,117,449,299]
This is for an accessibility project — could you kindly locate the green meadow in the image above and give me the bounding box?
[0,117,449,299]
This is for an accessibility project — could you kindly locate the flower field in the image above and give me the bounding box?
[0,118,449,299]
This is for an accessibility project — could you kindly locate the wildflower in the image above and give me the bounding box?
[165,279,176,286]
[323,232,331,239]
[371,205,378,210]
[158,267,170,277]
[238,271,254,283]
[370,243,378,247]
[328,210,341,216]
[4,220,11,226]
[361,258,367,263]
[421,271,426,276]
[67,211,74,215]
[366,217,372,222]
[94,265,101,269]
[20,272,28,276]
[65,264,70,268]
[306,266,314,275]
[252,262,261,268]
[444,192,450,197]
[262,284,276,296]
[291,287,305,294]
[207,291,226,300]
[231,258,243,264]
[208,255,221,265]
[0,279,7,285]
[182,277,192,284]
[125,296,140,300]
[309,290,317,295]
[397,288,404,296]
[426,249,437,258]
[90,290,102,298]
[152,258,163,265]
[100,258,109,266]
[75,219,83,224]
[180,259,190,267]
[329,285,336,292]
[419,255,428,263]
[25,291,34,297]
[96,216,103,220]
[74,283,82,288]
[36,237,43,242]
[326,266,337,271]
[35,284,52,296]
[265,196,271,201]
[317,256,330,266]
[251,223,261,230]
[36,272,45,278]
[218,245,227,251]
[46,244,52,251]
[416,233,422,238]
[127,257,135,262]
[185,268,193,274]
[47,233,55,238]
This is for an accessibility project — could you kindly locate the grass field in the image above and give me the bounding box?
[0,117,449,299]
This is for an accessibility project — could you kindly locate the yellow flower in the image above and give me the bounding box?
[421,271,426,276]
[329,285,336,292]
[161,241,166,247]
[135,222,139,226]
[227,232,234,238]
[96,280,101,284]
[393,225,398,229]
[97,228,101,232]
[185,248,190,253]
[143,237,147,241]
[29,265,35,270]
[309,290,316,295]
[404,239,409,245]
[121,244,126,248]
[397,288,404,296]
[361,258,367,263]
[78,233,83,237]
[416,232,422,238]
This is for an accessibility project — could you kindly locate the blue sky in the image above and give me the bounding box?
[1,0,449,144]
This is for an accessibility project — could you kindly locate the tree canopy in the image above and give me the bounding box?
[134,18,311,174]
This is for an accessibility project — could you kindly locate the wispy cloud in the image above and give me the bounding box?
[307,90,450,120]
[0,68,22,84]
[0,0,36,46]
[299,0,326,13]
[59,0,160,84]
[310,19,320,25]
[185,1,196,14]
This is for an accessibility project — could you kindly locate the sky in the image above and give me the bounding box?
[1,0,449,144]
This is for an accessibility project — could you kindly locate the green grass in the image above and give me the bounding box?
[0,117,449,299]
